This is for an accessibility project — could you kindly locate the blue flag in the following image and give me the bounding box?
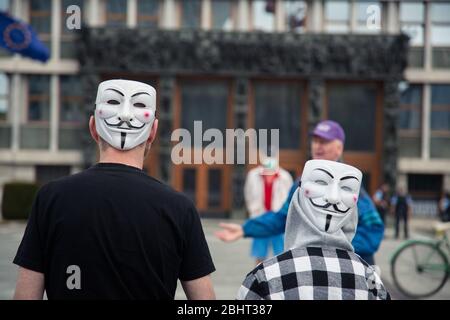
[0,11,50,62]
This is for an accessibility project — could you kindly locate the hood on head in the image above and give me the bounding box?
[285,159,362,251]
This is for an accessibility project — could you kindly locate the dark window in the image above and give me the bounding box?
[0,73,10,148]
[212,0,234,30]
[399,84,422,157]
[28,75,50,122]
[0,0,11,57]
[430,84,450,158]
[180,80,228,148]
[0,73,8,121]
[180,0,201,28]
[182,168,196,203]
[324,0,350,33]
[431,2,450,69]
[106,0,127,27]
[208,169,222,208]
[30,0,52,52]
[254,82,302,150]
[408,174,443,200]
[59,76,83,150]
[60,76,83,123]
[138,0,159,27]
[327,83,377,151]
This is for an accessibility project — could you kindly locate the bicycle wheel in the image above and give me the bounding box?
[391,241,449,298]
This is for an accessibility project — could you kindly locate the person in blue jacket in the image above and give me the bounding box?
[216,120,384,265]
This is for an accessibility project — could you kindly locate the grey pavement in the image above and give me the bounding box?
[1,218,450,300]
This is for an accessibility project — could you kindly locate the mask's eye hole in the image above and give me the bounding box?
[107,99,120,105]
[134,102,146,108]
[341,186,353,192]
[315,180,327,186]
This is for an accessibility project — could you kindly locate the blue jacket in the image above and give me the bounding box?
[242,183,384,260]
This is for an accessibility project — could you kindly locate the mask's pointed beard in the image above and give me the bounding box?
[121,132,126,149]
[325,214,332,232]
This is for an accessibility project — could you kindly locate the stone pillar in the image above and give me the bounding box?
[444,174,450,192]
[422,84,431,160]
[383,80,401,189]
[307,78,324,160]
[231,77,249,218]
[80,72,101,168]
[237,0,249,31]
[10,74,21,152]
[50,75,59,152]
[158,76,175,184]
[128,0,138,28]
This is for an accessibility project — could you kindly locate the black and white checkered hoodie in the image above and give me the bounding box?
[237,182,390,300]
[237,246,390,300]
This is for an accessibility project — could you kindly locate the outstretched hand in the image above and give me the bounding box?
[215,223,244,242]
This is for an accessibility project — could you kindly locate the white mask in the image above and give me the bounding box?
[299,160,362,234]
[94,79,156,150]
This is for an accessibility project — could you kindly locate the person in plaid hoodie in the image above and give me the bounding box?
[237,160,390,300]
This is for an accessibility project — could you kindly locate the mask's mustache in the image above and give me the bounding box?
[309,199,350,213]
[104,119,145,130]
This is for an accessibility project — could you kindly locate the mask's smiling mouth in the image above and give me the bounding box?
[309,198,350,214]
[104,119,145,130]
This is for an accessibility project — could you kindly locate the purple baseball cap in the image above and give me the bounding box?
[311,120,345,143]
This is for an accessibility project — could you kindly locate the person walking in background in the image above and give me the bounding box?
[391,186,413,240]
[244,155,293,265]
[13,79,216,300]
[373,183,390,224]
[438,191,450,222]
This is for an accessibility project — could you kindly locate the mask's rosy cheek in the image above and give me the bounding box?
[302,182,325,199]
[96,104,117,119]
[134,109,154,123]
[341,193,358,208]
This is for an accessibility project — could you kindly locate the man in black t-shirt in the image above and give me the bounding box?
[13,79,216,299]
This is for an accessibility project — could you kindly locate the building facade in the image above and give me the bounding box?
[0,0,448,218]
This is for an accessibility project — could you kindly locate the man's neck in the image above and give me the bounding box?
[99,149,144,170]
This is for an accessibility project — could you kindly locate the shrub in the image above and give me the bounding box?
[1,182,39,220]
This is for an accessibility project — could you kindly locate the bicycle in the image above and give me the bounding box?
[390,222,450,298]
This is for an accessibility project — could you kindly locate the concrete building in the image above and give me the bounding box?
[0,0,448,218]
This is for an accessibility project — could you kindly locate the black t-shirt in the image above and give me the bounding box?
[13,163,215,299]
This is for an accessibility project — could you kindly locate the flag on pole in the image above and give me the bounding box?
[0,11,50,62]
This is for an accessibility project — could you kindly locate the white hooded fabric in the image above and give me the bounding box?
[284,160,362,252]
[94,79,156,150]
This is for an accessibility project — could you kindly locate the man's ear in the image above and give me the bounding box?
[336,140,344,157]
[147,119,159,145]
[89,116,100,143]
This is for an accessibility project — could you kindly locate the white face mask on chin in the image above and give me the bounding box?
[94,79,156,150]
[299,160,362,234]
